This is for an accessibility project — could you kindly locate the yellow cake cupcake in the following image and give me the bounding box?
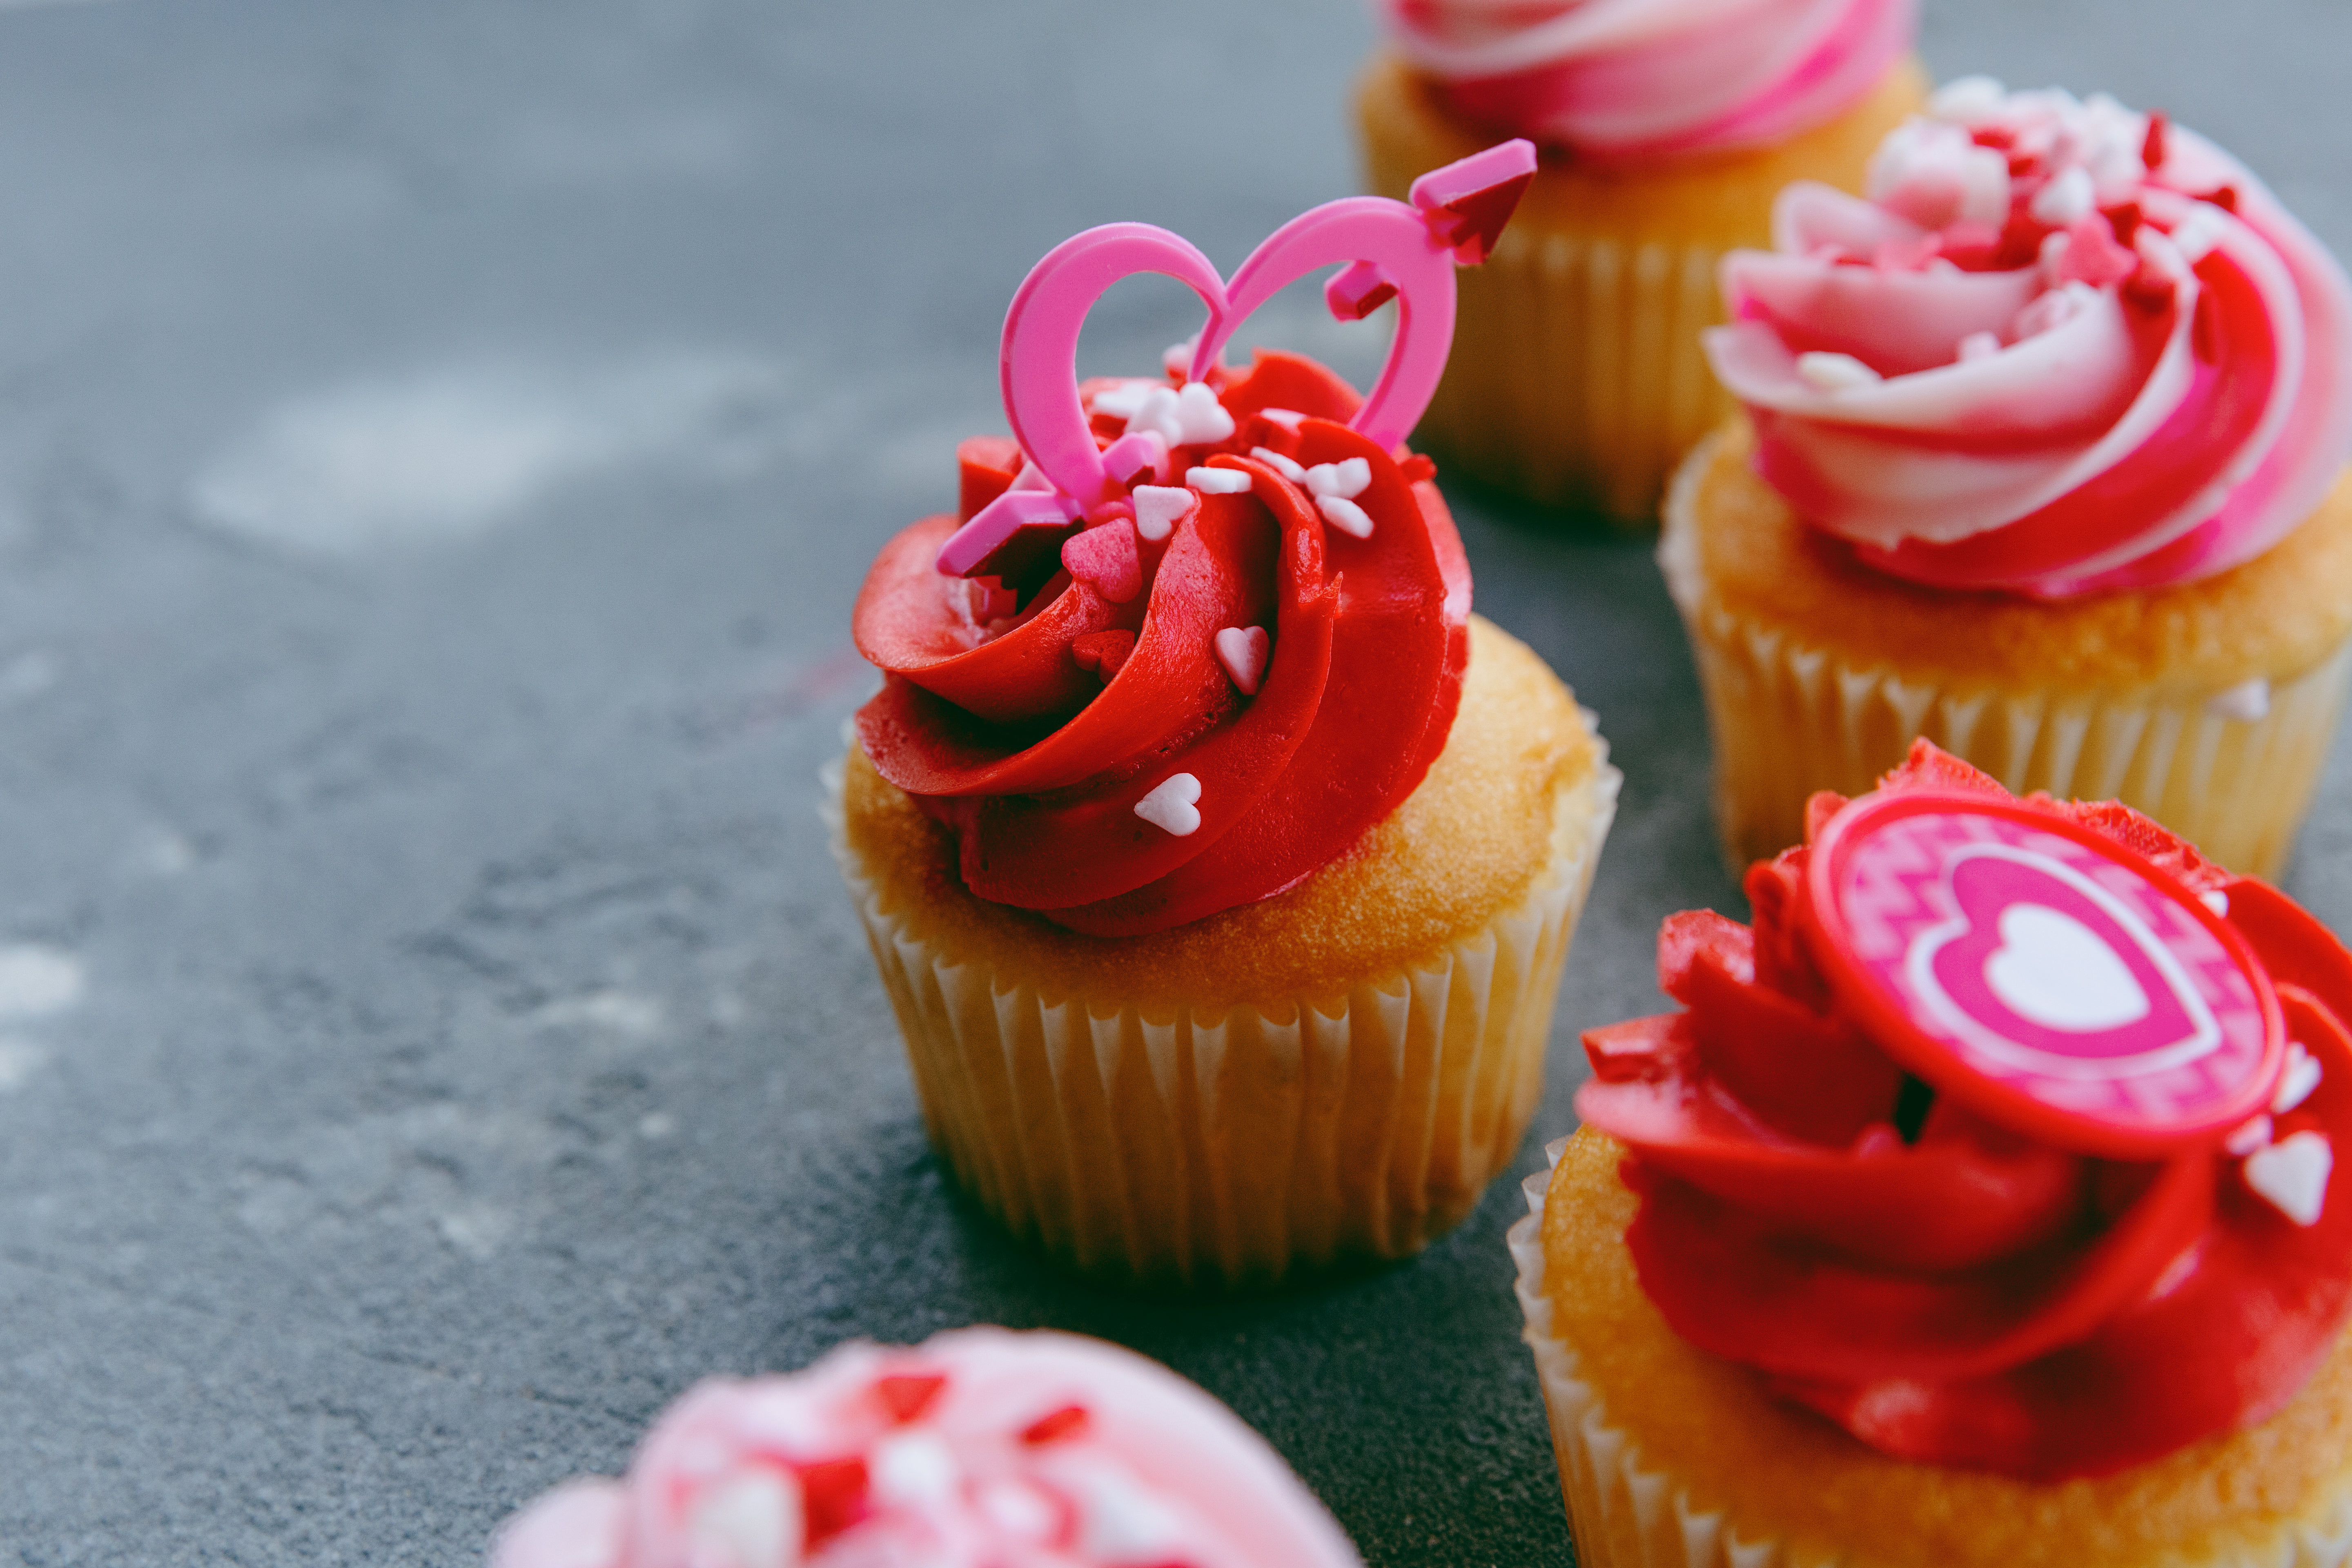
[832,169,1617,1287]
[1673,81,2352,878]
[1513,744,2352,1566]
[1357,0,1928,521]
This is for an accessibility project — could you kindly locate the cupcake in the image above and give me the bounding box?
[1670,80,2352,878]
[829,149,1619,1287]
[1512,741,2352,1567]
[1356,0,1929,521]
[491,1328,1363,1568]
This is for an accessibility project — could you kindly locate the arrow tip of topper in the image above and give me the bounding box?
[1409,139,1537,265]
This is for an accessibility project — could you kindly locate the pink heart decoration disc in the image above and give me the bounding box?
[1805,791,2285,1156]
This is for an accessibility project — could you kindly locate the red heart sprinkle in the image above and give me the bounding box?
[873,1372,947,1423]
[1020,1404,1091,1445]
[798,1457,870,1545]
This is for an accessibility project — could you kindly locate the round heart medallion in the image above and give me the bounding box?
[1804,791,2284,1155]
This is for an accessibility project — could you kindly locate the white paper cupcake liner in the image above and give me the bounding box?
[1661,432,2352,879]
[825,745,1619,1288]
[1509,1140,2352,1568]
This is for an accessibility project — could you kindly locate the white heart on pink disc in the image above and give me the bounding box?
[1214,626,1269,696]
[2245,1131,2333,1227]
[1982,902,2151,1031]
[1134,772,1203,837]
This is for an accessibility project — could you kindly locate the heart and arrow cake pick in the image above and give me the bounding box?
[933,139,1536,593]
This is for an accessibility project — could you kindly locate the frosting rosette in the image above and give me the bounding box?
[1705,78,2352,598]
[1376,0,1917,159]
[491,1329,1363,1568]
[852,355,1468,938]
[1575,739,2352,1480]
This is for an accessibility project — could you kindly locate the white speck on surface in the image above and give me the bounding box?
[638,1111,677,1140]
[2207,677,2270,722]
[130,826,198,876]
[1134,772,1203,837]
[0,1036,48,1091]
[0,648,58,706]
[0,946,82,1020]
[192,353,784,555]
[1186,467,1252,494]
[435,1202,514,1260]
[532,989,665,1039]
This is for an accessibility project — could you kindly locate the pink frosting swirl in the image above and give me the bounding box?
[1704,79,2352,597]
[1376,0,1916,159]
[490,1329,1363,1568]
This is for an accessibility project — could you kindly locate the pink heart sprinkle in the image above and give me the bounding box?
[1213,626,1269,696]
[1060,518,1140,604]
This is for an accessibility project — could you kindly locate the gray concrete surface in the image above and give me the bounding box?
[0,0,2345,1561]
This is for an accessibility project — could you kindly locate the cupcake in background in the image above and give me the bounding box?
[1515,742,2352,1567]
[1357,0,1927,522]
[831,149,1619,1288]
[1669,78,2352,877]
[492,1329,1363,1568]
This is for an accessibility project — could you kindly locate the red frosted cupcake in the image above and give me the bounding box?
[1513,741,2352,1566]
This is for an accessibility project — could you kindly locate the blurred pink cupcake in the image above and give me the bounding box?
[492,1328,1362,1568]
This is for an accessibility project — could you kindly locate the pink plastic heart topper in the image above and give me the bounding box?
[1805,791,2285,1157]
[935,140,1537,579]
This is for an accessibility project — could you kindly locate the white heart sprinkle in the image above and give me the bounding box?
[1214,626,1269,696]
[1187,466,1253,494]
[1982,903,2150,1031]
[2029,165,2095,227]
[1088,379,1158,421]
[1304,457,1371,499]
[1796,352,1883,393]
[1249,446,1307,483]
[1170,381,1236,445]
[2245,1131,2333,1227]
[1317,494,1374,539]
[1130,484,1197,543]
[872,1433,960,1507]
[2207,677,2270,722]
[1134,772,1203,837]
[2226,1114,2274,1156]
[1957,330,2002,363]
[1258,407,1305,430]
[2201,888,2231,917]
[2276,1040,2323,1114]
[2169,205,2229,264]
[688,1471,802,1568]
[1927,74,2006,123]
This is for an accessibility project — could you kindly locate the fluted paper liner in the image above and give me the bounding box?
[825,748,1617,1288]
[1508,1140,2352,1568]
[1662,431,2352,879]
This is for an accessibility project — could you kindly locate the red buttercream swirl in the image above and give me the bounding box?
[851,352,1470,938]
[1575,740,2352,1479]
[1705,82,2352,597]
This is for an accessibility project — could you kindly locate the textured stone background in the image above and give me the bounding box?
[1,0,2345,1561]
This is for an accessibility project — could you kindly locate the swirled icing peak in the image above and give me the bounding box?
[1377,0,1917,159]
[490,1329,1364,1568]
[849,147,1533,935]
[1576,740,2352,1479]
[1705,79,2352,597]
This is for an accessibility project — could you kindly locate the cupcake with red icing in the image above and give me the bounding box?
[830,150,1619,1287]
[1512,741,2352,1566]
[492,1328,1363,1568]
[1356,0,1928,521]
[1669,79,2352,878]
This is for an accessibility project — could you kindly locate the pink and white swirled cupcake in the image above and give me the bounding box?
[491,1329,1362,1568]
[1356,0,1929,521]
[1667,78,2352,876]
